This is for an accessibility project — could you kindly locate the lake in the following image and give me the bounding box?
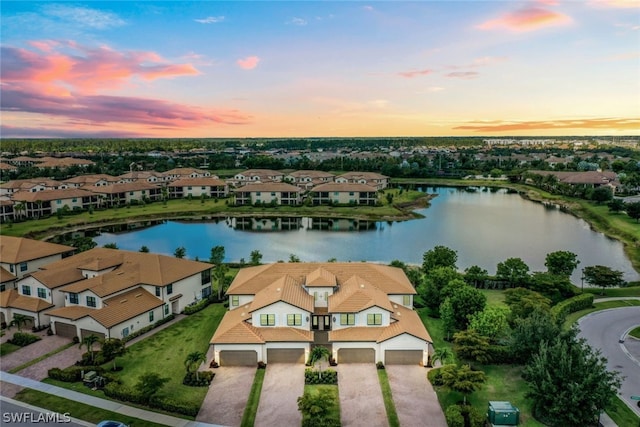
[93,187,639,283]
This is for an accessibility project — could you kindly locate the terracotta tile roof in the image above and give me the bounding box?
[328,275,394,313]
[77,253,124,271]
[288,170,335,179]
[310,183,378,193]
[305,267,337,287]
[329,326,385,342]
[0,179,59,190]
[164,168,210,176]
[12,188,97,202]
[237,169,284,177]
[227,263,415,297]
[30,267,85,289]
[168,178,227,187]
[0,162,17,171]
[259,327,313,342]
[91,182,160,194]
[62,269,140,298]
[211,305,263,344]
[0,236,74,264]
[0,267,17,283]
[91,288,164,328]
[117,171,164,180]
[248,275,314,313]
[235,182,301,193]
[45,305,95,321]
[377,304,432,343]
[63,174,119,185]
[337,171,388,180]
[0,289,54,312]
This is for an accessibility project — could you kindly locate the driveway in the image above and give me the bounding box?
[1,334,73,372]
[336,363,387,427]
[386,365,447,427]
[255,363,305,427]
[197,366,255,426]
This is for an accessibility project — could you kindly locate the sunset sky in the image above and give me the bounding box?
[1,1,639,138]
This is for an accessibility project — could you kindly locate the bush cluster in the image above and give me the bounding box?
[122,315,174,343]
[376,361,385,370]
[427,367,444,386]
[182,371,214,387]
[8,332,41,347]
[183,297,212,315]
[445,405,485,427]
[77,351,111,366]
[304,368,338,384]
[102,383,199,416]
[487,345,513,364]
[48,366,105,382]
[551,293,594,320]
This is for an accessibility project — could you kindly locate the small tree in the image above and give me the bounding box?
[250,249,263,265]
[582,265,625,294]
[101,338,127,370]
[468,306,511,343]
[626,201,640,222]
[174,246,186,259]
[298,387,338,427]
[440,298,456,340]
[289,254,301,263]
[80,334,99,363]
[607,198,626,213]
[544,251,579,277]
[453,330,491,365]
[139,245,150,253]
[496,258,530,288]
[308,346,331,376]
[431,347,453,367]
[9,313,30,332]
[422,246,458,274]
[440,363,486,405]
[209,245,225,265]
[103,243,118,249]
[464,265,488,288]
[184,351,206,381]
[135,372,169,402]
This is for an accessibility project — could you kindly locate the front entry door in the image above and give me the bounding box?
[312,315,332,331]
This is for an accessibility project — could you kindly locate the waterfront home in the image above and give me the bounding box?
[234,182,302,206]
[12,188,100,218]
[91,182,162,207]
[285,170,335,190]
[232,169,285,186]
[117,171,166,184]
[335,171,389,190]
[309,183,379,206]
[63,174,120,188]
[0,179,61,196]
[168,177,229,199]
[0,237,74,283]
[4,248,212,340]
[211,263,431,366]
[162,168,212,181]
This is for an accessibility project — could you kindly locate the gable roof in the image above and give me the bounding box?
[328,275,394,313]
[168,177,226,187]
[248,275,314,313]
[311,183,378,193]
[29,266,85,289]
[0,236,74,264]
[235,182,302,193]
[305,267,337,287]
[12,188,97,202]
[0,289,54,312]
[0,267,17,284]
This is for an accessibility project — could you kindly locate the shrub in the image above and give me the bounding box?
[487,345,514,364]
[445,405,465,427]
[427,367,444,386]
[376,361,385,370]
[257,361,267,369]
[304,368,338,385]
[183,298,211,315]
[103,383,199,416]
[551,293,594,321]
[8,332,41,347]
[182,371,215,387]
[48,366,104,382]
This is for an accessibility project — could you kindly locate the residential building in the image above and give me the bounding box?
[117,171,166,184]
[234,182,302,206]
[163,168,212,181]
[0,236,74,286]
[211,263,431,366]
[285,170,335,190]
[232,169,284,186]
[12,188,99,217]
[168,177,228,199]
[91,182,162,207]
[62,174,120,188]
[335,172,389,190]
[310,183,378,206]
[0,179,60,196]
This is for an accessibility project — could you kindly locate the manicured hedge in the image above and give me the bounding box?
[183,297,212,315]
[427,367,444,386]
[102,383,199,416]
[182,371,214,387]
[304,368,338,385]
[8,332,40,347]
[121,314,174,343]
[48,366,105,382]
[551,293,594,320]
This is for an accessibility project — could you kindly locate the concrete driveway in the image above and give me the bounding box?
[336,363,388,427]
[386,365,447,427]
[197,366,255,426]
[255,363,306,427]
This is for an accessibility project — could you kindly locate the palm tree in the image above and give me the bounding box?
[101,338,127,371]
[184,351,206,381]
[308,346,331,378]
[9,313,30,332]
[80,334,99,363]
[14,202,25,220]
[431,347,453,367]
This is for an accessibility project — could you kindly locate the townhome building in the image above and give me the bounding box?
[167,177,228,199]
[12,188,100,218]
[309,183,379,206]
[117,171,166,184]
[91,182,162,207]
[62,174,120,188]
[211,263,431,366]
[163,168,212,181]
[335,172,389,190]
[232,169,285,186]
[234,182,302,206]
[285,170,335,190]
[0,179,60,196]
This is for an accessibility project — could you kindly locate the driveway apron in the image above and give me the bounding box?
[197,366,255,427]
[386,365,446,427]
[337,364,388,427]
[255,363,305,427]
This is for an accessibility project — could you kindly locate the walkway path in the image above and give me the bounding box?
[0,372,223,427]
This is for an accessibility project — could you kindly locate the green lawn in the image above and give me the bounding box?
[563,300,640,329]
[582,286,640,298]
[606,394,640,427]
[0,342,21,356]
[240,368,265,427]
[42,303,226,416]
[301,385,340,426]
[377,369,400,427]
[479,289,507,307]
[629,326,640,339]
[14,388,166,427]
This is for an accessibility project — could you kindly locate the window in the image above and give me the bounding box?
[0,285,5,292]
[188,186,192,190]
[260,314,275,326]
[287,314,302,326]
[231,295,239,306]
[164,304,169,315]
[57,200,62,205]
[149,311,154,322]
[130,191,134,195]
[72,198,77,203]
[324,291,328,301]
[271,192,276,196]
[167,284,173,295]
[314,292,318,301]
[256,192,261,196]
[202,286,212,298]
[403,295,411,306]
[20,262,27,272]
[86,296,96,308]
[155,286,161,297]
[21,285,31,296]
[349,192,354,196]
[367,313,382,325]
[340,313,355,325]
[37,288,47,299]
[201,269,211,285]
[69,293,79,304]
[9,265,14,273]
[334,192,339,196]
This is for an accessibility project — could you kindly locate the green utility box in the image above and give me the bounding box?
[488,401,520,426]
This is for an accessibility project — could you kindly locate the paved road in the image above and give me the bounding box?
[578,306,640,417]
[0,396,92,427]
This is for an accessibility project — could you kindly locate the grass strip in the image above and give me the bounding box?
[377,368,400,427]
[582,286,640,298]
[240,368,266,427]
[0,342,21,357]
[14,388,168,427]
[8,342,75,374]
[629,326,640,339]
[606,395,640,427]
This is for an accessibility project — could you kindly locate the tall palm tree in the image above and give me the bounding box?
[184,351,206,381]
[9,314,30,332]
[431,347,453,367]
[80,334,99,363]
[308,346,331,378]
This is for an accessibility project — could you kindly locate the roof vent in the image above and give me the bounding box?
[276,287,281,292]
[135,293,142,298]
[396,312,401,316]
[393,304,398,308]
[360,284,365,288]
[120,299,127,304]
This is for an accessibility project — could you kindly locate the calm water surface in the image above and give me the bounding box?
[93,187,639,283]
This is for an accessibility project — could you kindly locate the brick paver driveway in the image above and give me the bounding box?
[197,366,255,427]
[337,363,388,427]
[255,363,305,427]
[1,334,73,373]
[386,365,446,427]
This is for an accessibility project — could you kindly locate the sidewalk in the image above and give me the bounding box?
[0,372,224,427]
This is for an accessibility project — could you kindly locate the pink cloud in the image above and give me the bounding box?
[454,118,640,132]
[477,6,572,32]
[1,42,199,95]
[237,56,260,70]
[446,71,479,79]
[397,68,433,78]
